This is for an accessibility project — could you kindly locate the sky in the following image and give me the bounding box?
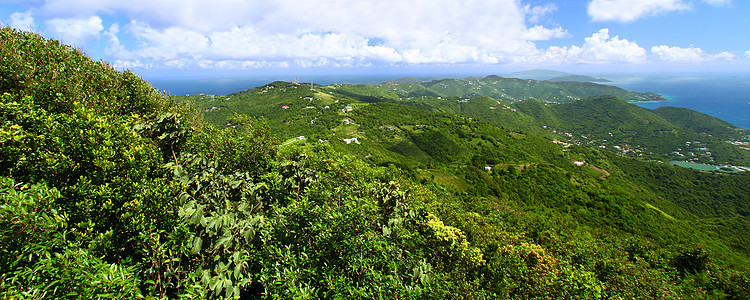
[2,0,749,78]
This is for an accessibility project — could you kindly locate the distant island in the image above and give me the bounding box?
[377,74,666,103]
[547,75,612,83]
[506,69,573,79]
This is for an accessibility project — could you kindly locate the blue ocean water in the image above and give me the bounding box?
[148,73,750,129]
[602,74,750,129]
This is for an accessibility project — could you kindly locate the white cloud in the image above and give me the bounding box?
[575,28,647,63]
[9,11,36,31]
[24,0,740,71]
[713,52,734,60]
[745,50,750,58]
[112,59,148,70]
[37,0,272,33]
[651,45,736,62]
[45,16,103,45]
[69,0,570,69]
[524,3,557,23]
[651,45,705,62]
[701,0,732,6]
[524,25,569,41]
[519,28,647,65]
[588,0,690,22]
[121,21,210,60]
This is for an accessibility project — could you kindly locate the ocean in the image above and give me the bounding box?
[602,74,750,129]
[148,73,750,129]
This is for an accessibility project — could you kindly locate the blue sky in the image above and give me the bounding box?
[2,0,749,78]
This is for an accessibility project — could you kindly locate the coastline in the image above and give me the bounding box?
[631,93,675,105]
[629,92,671,104]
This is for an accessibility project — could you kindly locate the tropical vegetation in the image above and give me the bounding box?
[2,27,749,299]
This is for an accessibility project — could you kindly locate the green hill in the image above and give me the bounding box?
[3,28,750,299]
[309,85,749,166]
[370,75,665,103]
[654,106,744,140]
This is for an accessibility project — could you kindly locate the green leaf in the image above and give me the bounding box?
[233,261,242,279]
[191,236,202,254]
[209,275,220,291]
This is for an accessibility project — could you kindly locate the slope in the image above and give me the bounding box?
[324,85,750,166]
[374,75,665,103]
[180,81,750,280]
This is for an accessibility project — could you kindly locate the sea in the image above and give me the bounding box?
[148,73,750,129]
[602,74,750,130]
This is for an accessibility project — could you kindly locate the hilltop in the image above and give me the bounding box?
[373,75,664,103]
[3,28,750,299]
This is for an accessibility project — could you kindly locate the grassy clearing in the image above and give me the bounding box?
[418,169,472,191]
[644,202,677,221]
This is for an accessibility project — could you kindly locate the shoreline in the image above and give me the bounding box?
[630,93,675,104]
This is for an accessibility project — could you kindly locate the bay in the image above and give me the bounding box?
[602,73,750,129]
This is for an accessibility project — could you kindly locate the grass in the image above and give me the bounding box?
[418,169,472,191]
[644,202,677,221]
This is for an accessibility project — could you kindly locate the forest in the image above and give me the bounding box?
[2,27,750,299]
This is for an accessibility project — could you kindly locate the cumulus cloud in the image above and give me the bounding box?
[13,0,738,71]
[53,0,569,68]
[745,50,750,58]
[651,45,705,62]
[9,11,36,31]
[588,0,690,22]
[519,28,647,65]
[651,45,735,62]
[572,28,647,63]
[45,16,103,45]
[524,25,570,41]
[122,21,210,60]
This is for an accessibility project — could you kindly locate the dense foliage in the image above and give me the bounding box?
[3,27,750,299]
[379,75,664,103]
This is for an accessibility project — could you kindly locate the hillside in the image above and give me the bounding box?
[3,28,750,299]
[304,84,749,166]
[181,78,750,259]
[654,106,745,140]
[372,75,664,103]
